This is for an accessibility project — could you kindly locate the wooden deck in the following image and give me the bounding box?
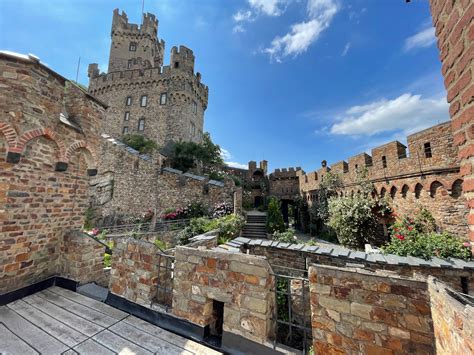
[0,286,222,355]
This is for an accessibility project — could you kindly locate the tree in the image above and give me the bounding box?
[168,132,223,173]
[267,197,285,234]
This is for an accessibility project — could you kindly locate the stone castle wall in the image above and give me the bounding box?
[0,52,105,294]
[298,122,469,237]
[428,277,474,354]
[308,265,435,354]
[91,135,237,223]
[172,247,275,345]
[88,9,207,148]
[269,167,301,200]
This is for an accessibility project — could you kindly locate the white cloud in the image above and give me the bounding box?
[233,10,253,22]
[221,148,247,169]
[264,0,339,61]
[330,93,449,136]
[341,42,351,56]
[404,26,436,52]
[248,0,288,16]
[225,161,248,169]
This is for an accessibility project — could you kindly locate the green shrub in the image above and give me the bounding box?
[382,232,471,260]
[328,194,378,249]
[267,197,285,234]
[103,240,113,268]
[83,207,94,230]
[122,134,158,154]
[216,214,245,240]
[382,209,470,260]
[273,229,296,243]
[177,226,194,245]
[154,239,168,251]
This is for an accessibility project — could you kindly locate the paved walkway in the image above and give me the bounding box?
[0,286,221,355]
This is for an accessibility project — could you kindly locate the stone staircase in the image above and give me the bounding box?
[241,211,268,239]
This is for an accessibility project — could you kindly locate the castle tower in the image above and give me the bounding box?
[88,9,208,147]
[108,9,164,72]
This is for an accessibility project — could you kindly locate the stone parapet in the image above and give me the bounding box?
[428,277,474,354]
[172,247,275,344]
[308,264,435,354]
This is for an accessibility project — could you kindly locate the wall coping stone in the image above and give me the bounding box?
[162,167,225,187]
[231,237,474,270]
[102,134,152,161]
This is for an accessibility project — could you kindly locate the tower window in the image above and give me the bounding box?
[138,118,145,131]
[174,61,179,68]
[125,96,132,106]
[129,42,137,51]
[160,93,167,105]
[140,95,148,107]
[190,121,196,136]
[123,126,129,134]
[382,156,387,168]
[124,111,130,121]
[192,100,197,114]
[424,142,432,158]
[127,60,133,69]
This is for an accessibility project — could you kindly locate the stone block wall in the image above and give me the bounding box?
[308,264,435,354]
[428,0,474,247]
[172,247,275,344]
[243,243,474,294]
[92,139,238,224]
[0,52,105,294]
[428,277,474,354]
[60,231,107,285]
[108,237,165,306]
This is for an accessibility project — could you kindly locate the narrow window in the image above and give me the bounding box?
[140,95,148,107]
[160,93,167,105]
[127,60,132,69]
[129,42,137,51]
[174,61,179,68]
[355,164,358,171]
[382,156,387,168]
[138,118,145,131]
[190,121,196,136]
[123,126,129,134]
[124,111,130,121]
[193,101,197,114]
[424,142,432,158]
[126,96,132,106]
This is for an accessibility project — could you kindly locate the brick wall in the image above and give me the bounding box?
[309,264,435,354]
[299,122,469,238]
[428,0,474,247]
[172,247,275,344]
[0,52,105,294]
[428,277,474,354]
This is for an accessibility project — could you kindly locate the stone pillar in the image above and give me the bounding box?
[234,187,243,214]
[172,247,275,344]
[108,238,161,306]
[429,0,474,248]
[61,231,106,284]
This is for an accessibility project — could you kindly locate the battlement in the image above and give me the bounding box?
[170,46,195,76]
[270,167,303,179]
[111,8,158,37]
[300,121,459,192]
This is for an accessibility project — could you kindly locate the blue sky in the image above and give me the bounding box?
[0,0,447,172]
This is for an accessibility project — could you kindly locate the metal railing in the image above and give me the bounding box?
[100,218,190,236]
[272,265,312,354]
[155,252,175,311]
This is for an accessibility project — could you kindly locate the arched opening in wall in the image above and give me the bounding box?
[371,189,377,198]
[430,181,444,198]
[23,136,61,170]
[414,183,423,199]
[252,170,264,182]
[401,184,409,198]
[390,186,397,199]
[451,179,463,198]
[380,187,386,198]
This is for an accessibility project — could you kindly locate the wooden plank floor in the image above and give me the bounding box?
[0,286,222,355]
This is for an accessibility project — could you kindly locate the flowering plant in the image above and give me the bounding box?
[211,202,233,218]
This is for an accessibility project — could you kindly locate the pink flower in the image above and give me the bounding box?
[463,242,470,248]
[407,226,413,231]
[395,234,404,241]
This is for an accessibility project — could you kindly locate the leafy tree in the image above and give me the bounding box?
[122,134,158,154]
[168,132,223,173]
[267,197,285,234]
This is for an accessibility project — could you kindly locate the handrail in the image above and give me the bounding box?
[81,232,113,254]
